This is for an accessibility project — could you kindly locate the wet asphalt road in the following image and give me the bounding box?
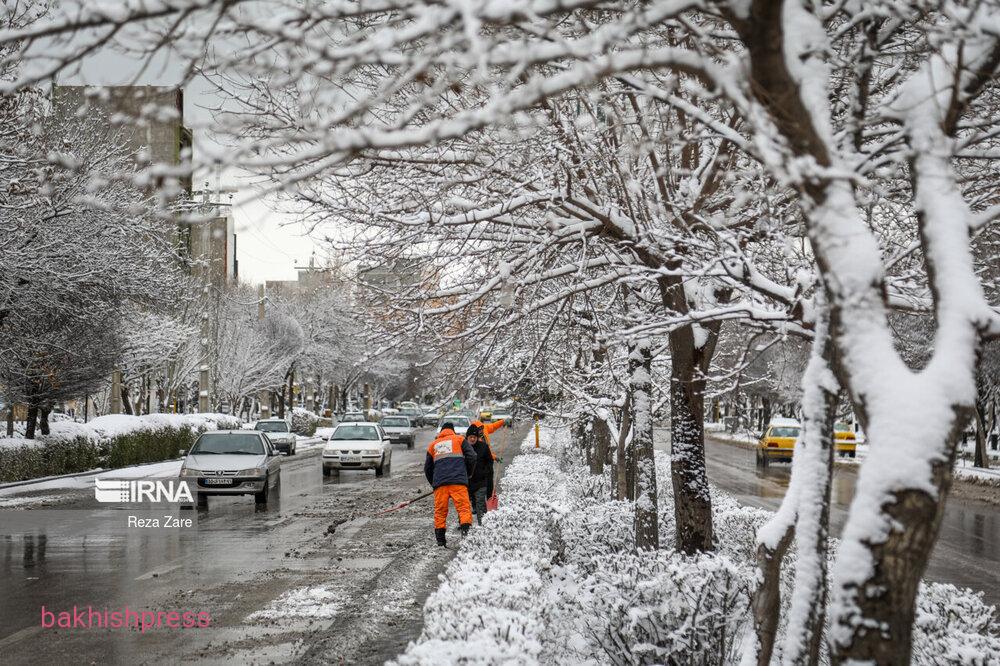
[0,425,524,665]
[657,433,1000,606]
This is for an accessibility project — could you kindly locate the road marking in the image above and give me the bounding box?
[0,626,42,648]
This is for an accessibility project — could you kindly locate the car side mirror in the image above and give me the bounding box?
[179,449,187,457]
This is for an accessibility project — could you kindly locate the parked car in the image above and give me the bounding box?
[180,431,282,505]
[755,418,801,467]
[253,417,297,455]
[322,422,393,477]
[380,415,416,449]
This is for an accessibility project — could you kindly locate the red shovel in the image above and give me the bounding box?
[486,491,498,511]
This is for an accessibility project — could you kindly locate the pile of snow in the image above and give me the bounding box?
[393,427,1000,665]
[290,407,319,436]
[247,585,342,621]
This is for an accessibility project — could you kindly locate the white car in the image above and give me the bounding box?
[254,417,297,455]
[180,431,282,506]
[322,422,393,477]
[437,415,473,435]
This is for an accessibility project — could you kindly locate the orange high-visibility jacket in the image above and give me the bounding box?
[424,428,477,488]
[471,419,504,460]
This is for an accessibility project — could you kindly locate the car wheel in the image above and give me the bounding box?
[375,455,385,477]
[196,493,208,509]
[407,439,414,449]
[255,475,269,504]
[289,445,296,456]
[323,466,332,477]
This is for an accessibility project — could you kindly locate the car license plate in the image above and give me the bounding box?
[341,455,362,463]
[203,478,233,485]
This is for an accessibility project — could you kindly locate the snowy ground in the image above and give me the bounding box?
[393,426,1000,665]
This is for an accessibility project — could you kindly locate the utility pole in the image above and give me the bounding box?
[199,284,211,413]
[258,284,271,419]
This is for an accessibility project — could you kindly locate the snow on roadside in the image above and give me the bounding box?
[247,585,343,622]
[393,426,1000,665]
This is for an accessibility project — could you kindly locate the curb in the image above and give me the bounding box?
[0,467,109,490]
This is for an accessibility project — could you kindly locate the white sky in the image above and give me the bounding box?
[57,46,323,284]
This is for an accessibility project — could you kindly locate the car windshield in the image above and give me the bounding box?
[332,425,379,441]
[382,417,409,427]
[442,417,470,429]
[254,421,289,433]
[834,422,852,432]
[344,413,364,421]
[191,433,265,455]
[770,427,800,438]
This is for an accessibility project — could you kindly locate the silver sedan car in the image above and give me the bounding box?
[180,431,281,506]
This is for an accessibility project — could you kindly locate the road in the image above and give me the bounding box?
[0,424,524,665]
[658,432,1000,606]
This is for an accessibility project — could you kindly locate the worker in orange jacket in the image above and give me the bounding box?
[424,422,477,547]
[471,418,505,460]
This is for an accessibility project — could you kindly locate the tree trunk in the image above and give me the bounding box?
[278,385,286,419]
[778,308,838,665]
[25,405,38,439]
[591,412,611,475]
[6,400,14,437]
[630,337,658,550]
[615,393,632,501]
[287,368,296,414]
[669,354,714,553]
[39,406,51,436]
[975,400,990,468]
[121,385,133,415]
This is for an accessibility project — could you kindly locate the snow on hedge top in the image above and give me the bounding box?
[2,413,243,446]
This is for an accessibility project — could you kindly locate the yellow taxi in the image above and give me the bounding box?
[834,421,858,458]
[755,418,801,467]
[479,408,494,423]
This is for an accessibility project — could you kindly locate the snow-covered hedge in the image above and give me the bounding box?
[393,427,1000,665]
[290,407,318,436]
[0,413,241,483]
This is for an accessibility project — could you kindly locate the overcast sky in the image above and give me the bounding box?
[57,43,323,284]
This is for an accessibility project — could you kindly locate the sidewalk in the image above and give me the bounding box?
[391,425,1000,665]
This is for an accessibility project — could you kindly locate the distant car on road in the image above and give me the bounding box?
[755,418,801,467]
[834,421,858,458]
[492,409,513,427]
[180,431,282,506]
[437,414,472,435]
[254,418,297,455]
[322,422,393,477]
[342,410,367,423]
[380,415,416,449]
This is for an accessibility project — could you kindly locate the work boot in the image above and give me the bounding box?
[435,528,447,547]
[476,514,482,526]
[459,523,470,537]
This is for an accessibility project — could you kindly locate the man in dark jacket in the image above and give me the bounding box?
[465,425,494,525]
[424,422,477,546]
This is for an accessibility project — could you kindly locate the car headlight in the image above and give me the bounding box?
[237,467,265,477]
[180,467,201,477]
[365,449,380,455]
